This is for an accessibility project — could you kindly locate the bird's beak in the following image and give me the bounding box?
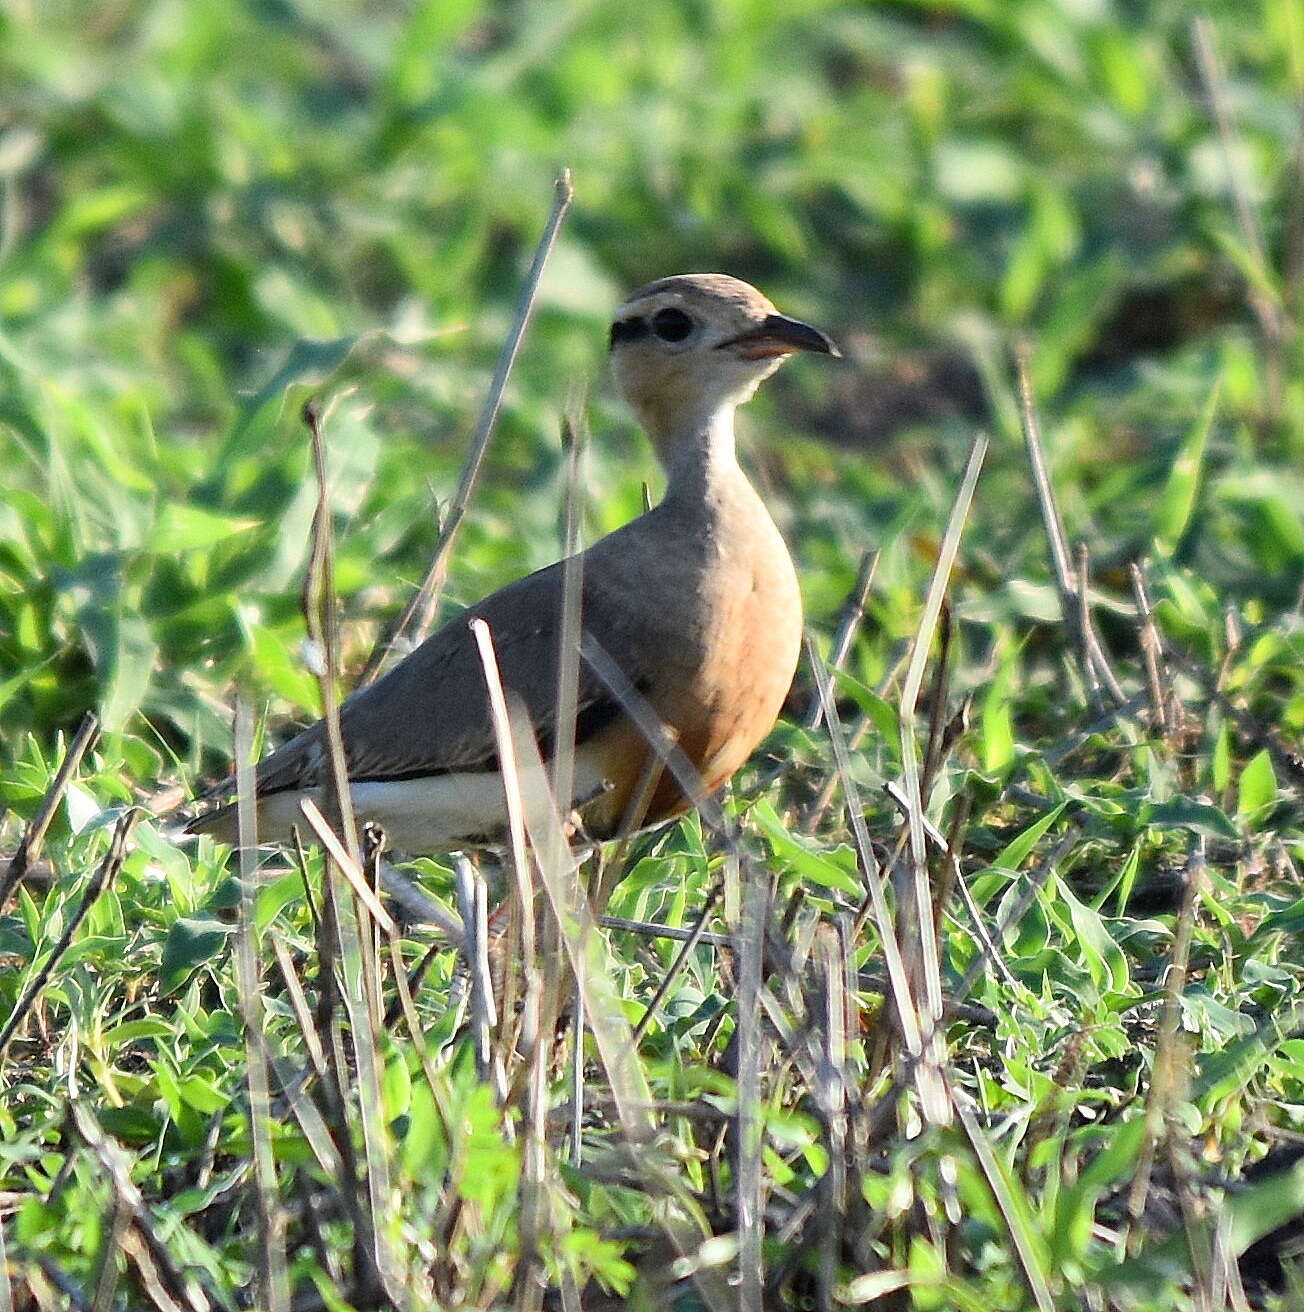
[721,313,841,360]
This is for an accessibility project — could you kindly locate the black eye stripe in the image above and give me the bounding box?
[609,307,696,347]
[609,316,649,346]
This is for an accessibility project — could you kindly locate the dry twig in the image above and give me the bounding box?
[0,711,99,912]
[359,171,575,683]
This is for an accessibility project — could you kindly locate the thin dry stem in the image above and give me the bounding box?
[952,1090,1055,1312]
[232,699,288,1312]
[498,693,656,1144]
[894,432,987,1121]
[455,856,498,1082]
[1129,562,1172,738]
[1128,834,1207,1233]
[0,711,99,912]
[737,870,767,1312]
[298,799,398,936]
[551,407,587,827]
[68,1097,212,1312]
[1014,352,1124,704]
[802,549,879,731]
[0,808,137,1062]
[300,400,362,866]
[808,645,922,1058]
[359,171,575,683]
[299,402,399,1300]
[626,882,727,1047]
[470,617,538,977]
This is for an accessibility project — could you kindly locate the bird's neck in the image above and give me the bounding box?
[658,405,751,509]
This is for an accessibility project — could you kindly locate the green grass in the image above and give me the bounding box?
[1,0,1303,1307]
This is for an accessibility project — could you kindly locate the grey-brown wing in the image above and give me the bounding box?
[250,556,655,798]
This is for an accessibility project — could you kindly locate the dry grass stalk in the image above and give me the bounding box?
[1128,833,1207,1239]
[359,170,575,684]
[299,400,362,865]
[597,912,729,947]
[1014,350,1125,704]
[383,936,452,1029]
[502,687,656,1141]
[551,407,587,830]
[298,400,399,1302]
[892,432,986,1002]
[918,603,956,801]
[486,686,734,1312]
[268,942,333,1101]
[382,928,450,1109]
[68,1096,212,1312]
[1130,561,1173,738]
[626,881,726,1046]
[0,711,99,912]
[952,825,1081,1008]
[808,645,924,1060]
[88,1193,130,1310]
[802,712,871,833]
[468,552,576,1304]
[894,432,985,1127]
[470,617,538,979]
[454,855,499,1083]
[569,988,585,1165]
[262,1033,346,1181]
[814,923,849,1311]
[467,610,555,1288]
[801,548,879,731]
[375,859,465,943]
[1169,642,1304,788]
[317,825,402,1298]
[297,799,398,936]
[1075,541,1105,709]
[952,1090,1056,1312]
[0,808,136,1062]
[232,698,289,1312]
[736,868,767,1312]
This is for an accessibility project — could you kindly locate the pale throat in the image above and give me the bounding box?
[657,404,747,505]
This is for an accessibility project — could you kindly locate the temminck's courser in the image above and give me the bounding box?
[189,274,839,850]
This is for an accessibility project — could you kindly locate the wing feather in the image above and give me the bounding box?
[248,550,657,799]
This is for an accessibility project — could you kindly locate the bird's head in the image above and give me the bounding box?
[608,273,838,452]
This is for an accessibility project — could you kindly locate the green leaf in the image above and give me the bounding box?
[382,1048,413,1123]
[1142,797,1239,839]
[1054,875,1130,993]
[1237,749,1278,816]
[103,1019,176,1046]
[984,802,1068,879]
[1054,1117,1147,1268]
[254,871,306,936]
[751,799,863,896]
[148,504,259,553]
[175,1073,229,1115]
[160,916,235,994]
[833,670,899,742]
[100,613,157,735]
[980,651,1016,773]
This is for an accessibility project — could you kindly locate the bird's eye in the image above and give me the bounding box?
[651,307,694,342]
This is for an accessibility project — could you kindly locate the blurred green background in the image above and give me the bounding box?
[2,5,1303,1304]
[0,0,1300,780]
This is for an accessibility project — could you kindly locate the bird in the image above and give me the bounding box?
[188,274,838,852]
